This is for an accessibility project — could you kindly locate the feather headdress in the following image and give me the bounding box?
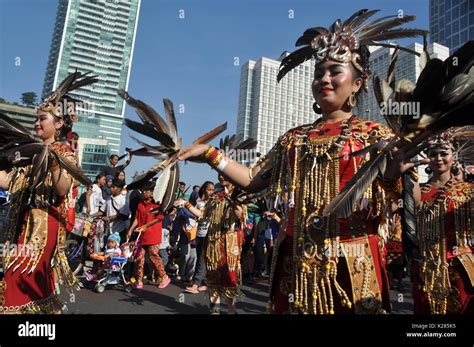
[323,40,474,218]
[277,9,428,92]
[38,71,98,139]
[0,70,97,190]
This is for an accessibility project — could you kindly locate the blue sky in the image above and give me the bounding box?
[0,0,430,187]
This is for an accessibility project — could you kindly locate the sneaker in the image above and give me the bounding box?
[158,276,171,289]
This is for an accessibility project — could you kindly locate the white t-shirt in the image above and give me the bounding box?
[195,200,209,238]
[105,193,130,234]
[83,184,105,214]
[105,246,122,257]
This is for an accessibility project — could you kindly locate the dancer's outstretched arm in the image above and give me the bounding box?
[177,143,273,193]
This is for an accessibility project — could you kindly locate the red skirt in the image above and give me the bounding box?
[2,210,60,313]
[412,259,474,314]
[270,233,391,314]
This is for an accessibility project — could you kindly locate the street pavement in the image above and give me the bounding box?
[61,276,414,314]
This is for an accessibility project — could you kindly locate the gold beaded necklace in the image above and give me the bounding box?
[270,115,359,314]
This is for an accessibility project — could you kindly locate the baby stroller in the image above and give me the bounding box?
[67,215,108,278]
[87,232,135,293]
[165,244,180,279]
[92,255,132,294]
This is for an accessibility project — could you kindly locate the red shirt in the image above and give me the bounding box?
[136,199,163,246]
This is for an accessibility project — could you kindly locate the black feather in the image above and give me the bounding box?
[362,28,428,43]
[0,112,32,136]
[163,99,178,143]
[401,172,420,259]
[160,163,179,213]
[52,150,92,187]
[237,138,258,150]
[342,9,369,27]
[277,46,314,82]
[323,148,388,218]
[126,170,157,190]
[295,27,328,46]
[124,118,175,148]
[347,9,380,30]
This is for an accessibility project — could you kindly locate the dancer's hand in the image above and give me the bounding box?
[177,144,210,162]
[384,140,430,182]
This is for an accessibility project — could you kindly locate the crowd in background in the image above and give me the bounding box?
[67,153,280,292]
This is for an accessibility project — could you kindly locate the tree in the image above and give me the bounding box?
[20,92,37,107]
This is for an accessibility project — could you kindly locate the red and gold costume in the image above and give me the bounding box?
[1,142,78,314]
[258,9,426,314]
[413,180,473,314]
[262,117,394,314]
[202,190,245,299]
[0,71,96,314]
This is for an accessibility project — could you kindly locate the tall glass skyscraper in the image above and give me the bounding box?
[429,0,473,52]
[42,0,140,179]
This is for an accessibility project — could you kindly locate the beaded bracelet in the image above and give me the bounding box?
[201,145,228,171]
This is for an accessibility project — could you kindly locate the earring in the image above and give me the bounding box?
[424,167,432,174]
[313,102,321,114]
[450,164,460,175]
[348,92,356,108]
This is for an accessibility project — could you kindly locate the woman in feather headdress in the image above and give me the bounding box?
[0,72,97,313]
[404,129,472,314]
[177,9,427,314]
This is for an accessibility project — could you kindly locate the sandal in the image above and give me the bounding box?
[185,286,199,294]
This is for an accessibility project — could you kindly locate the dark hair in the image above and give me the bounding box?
[199,181,214,200]
[115,170,126,179]
[72,132,79,140]
[179,181,186,186]
[111,178,125,188]
[110,154,119,160]
[193,185,200,190]
[94,173,106,184]
[351,46,370,113]
[142,181,155,192]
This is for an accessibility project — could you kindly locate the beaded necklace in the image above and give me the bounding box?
[271,115,358,314]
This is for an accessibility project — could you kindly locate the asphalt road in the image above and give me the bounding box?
[60,276,414,314]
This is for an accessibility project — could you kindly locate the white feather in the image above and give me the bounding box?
[153,165,171,203]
